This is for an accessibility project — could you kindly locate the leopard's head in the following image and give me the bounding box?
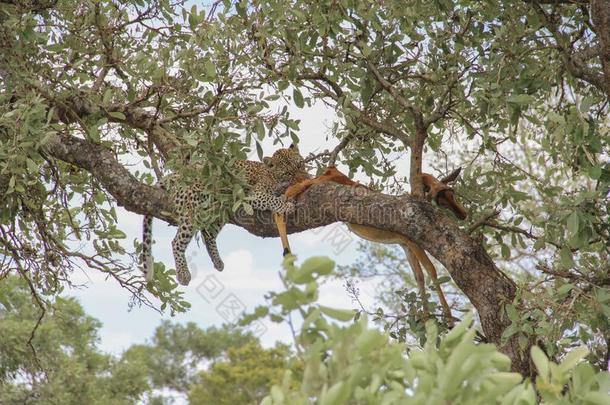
[263,143,308,182]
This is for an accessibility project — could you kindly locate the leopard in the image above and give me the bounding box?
[140,144,307,286]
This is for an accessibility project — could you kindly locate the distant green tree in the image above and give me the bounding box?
[0,276,149,404]
[0,277,293,404]
[123,321,259,397]
[188,341,293,405]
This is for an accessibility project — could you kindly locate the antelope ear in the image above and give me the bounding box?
[441,167,462,184]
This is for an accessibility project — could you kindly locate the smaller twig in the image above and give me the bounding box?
[147,135,164,180]
[207,0,222,22]
[537,263,610,287]
[91,66,109,93]
[328,135,353,166]
[484,220,539,241]
[285,312,302,356]
[11,256,46,371]
[468,209,501,234]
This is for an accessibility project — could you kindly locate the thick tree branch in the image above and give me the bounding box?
[408,107,427,196]
[234,183,528,375]
[43,132,174,224]
[42,133,530,374]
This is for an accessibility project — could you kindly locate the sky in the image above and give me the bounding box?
[67,100,400,354]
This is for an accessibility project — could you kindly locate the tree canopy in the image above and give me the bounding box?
[0,0,609,390]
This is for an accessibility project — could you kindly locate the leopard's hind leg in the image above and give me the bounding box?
[201,228,224,272]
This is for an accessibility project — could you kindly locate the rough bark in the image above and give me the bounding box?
[44,132,173,224]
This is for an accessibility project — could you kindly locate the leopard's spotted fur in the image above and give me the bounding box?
[141,144,306,285]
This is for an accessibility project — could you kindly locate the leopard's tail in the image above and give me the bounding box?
[140,215,154,281]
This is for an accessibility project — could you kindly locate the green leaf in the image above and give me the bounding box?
[579,96,595,113]
[531,346,549,380]
[556,283,573,298]
[355,329,384,356]
[25,158,38,173]
[558,346,588,373]
[277,80,289,92]
[300,256,334,277]
[7,176,15,192]
[286,266,314,284]
[559,247,575,268]
[588,165,602,180]
[270,385,284,403]
[108,111,126,120]
[188,12,198,30]
[102,89,112,104]
[501,324,519,342]
[319,306,356,322]
[204,60,216,79]
[437,276,451,284]
[320,381,348,405]
[255,142,263,161]
[501,243,510,259]
[293,88,304,108]
[582,392,610,405]
[255,120,265,140]
[360,75,374,105]
[507,94,535,105]
[566,212,579,236]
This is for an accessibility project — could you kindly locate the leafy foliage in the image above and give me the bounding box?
[228,0,610,371]
[246,257,610,404]
[0,0,299,310]
[123,320,257,394]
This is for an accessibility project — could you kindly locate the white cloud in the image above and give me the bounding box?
[224,249,255,275]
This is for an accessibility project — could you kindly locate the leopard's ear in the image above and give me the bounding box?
[289,143,299,151]
[263,156,273,167]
